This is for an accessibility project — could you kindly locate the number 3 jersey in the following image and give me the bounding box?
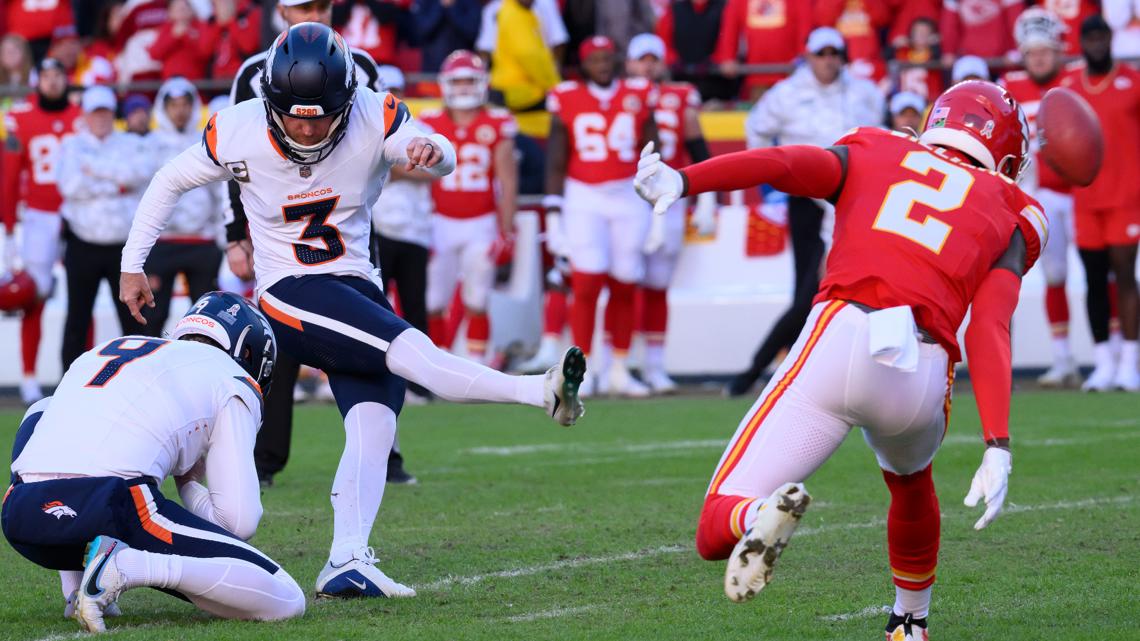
[11,338,262,482]
[547,78,657,184]
[122,88,449,297]
[418,106,517,219]
[816,128,1048,361]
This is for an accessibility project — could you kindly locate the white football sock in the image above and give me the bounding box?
[116,548,304,620]
[1051,336,1070,364]
[1118,340,1139,372]
[59,570,81,598]
[894,585,932,619]
[644,343,666,373]
[386,329,544,407]
[329,402,396,565]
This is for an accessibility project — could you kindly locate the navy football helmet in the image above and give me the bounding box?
[171,291,277,393]
[261,22,357,165]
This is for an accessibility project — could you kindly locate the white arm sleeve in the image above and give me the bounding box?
[179,396,263,541]
[121,141,232,272]
[381,119,456,178]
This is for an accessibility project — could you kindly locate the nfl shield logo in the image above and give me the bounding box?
[300,165,312,178]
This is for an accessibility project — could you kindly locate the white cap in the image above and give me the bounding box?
[806,27,845,54]
[952,55,990,83]
[278,0,320,6]
[377,64,405,91]
[889,91,926,116]
[81,85,116,113]
[627,33,666,61]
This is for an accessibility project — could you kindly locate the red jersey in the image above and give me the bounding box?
[1000,69,1069,193]
[2,99,82,232]
[419,106,518,219]
[547,78,657,185]
[895,47,944,102]
[7,0,75,42]
[653,81,701,168]
[816,128,1047,361]
[713,0,813,87]
[1042,0,1098,55]
[1061,63,1140,211]
[814,0,891,81]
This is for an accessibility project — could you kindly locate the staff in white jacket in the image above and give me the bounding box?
[58,85,156,370]
[141,77,224,335]
[726,27,885,397]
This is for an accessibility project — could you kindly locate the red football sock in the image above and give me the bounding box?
[543,290,568,336]
[466,312,489,358]
[85,321,95,350]
[20,300,44,376]
[883,465,940,591]
[1044,285,1069,338]
[570,272,606,356]
[428,313,448,348]
[696,493,758,560]
[606,276,636,354]
[641,287,668,346]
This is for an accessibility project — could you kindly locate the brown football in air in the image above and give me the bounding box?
[1037,87,1103,187]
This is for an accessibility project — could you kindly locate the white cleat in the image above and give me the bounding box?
[1036,359,1080,388]
[643,367,678,395]
[724,482,811,603]
[19,377,43,406]
[74,536,129,633]
[608,361,650,398]
[543,347,586,426]
[517,337,564,374]
[313,377,336,403]
[1082,363,1116,392]
[1112,366,1140,392]
[885,612,929,641]
[316,547,416,599]
[64,590,120,620]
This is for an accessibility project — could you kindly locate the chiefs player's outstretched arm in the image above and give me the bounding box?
[680,145,846,200]
[965,228,1028,450]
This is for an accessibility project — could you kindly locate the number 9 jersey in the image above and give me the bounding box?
[816,128,1049,361]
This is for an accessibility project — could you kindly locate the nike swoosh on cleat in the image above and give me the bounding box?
[347,577,368,591]
[550,394,561,417]
[84,542,115,597]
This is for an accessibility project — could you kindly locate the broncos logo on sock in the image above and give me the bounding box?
[42,501,77,519]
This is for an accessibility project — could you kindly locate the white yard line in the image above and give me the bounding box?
[819,604,892,622]
[465,439,727,457]
[503,604,600,623]
[417,495,1135,593]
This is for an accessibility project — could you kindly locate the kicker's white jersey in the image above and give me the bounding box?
[12,338,263,482]
[121,88,456,297]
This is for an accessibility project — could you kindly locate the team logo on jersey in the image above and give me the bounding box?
[661,93,681,110]
[226,161,250,183]
[980,120,995,139]
[42,501,77,519]
[929,107,950,128]
[52,121,64,133]
[1116,76,1133,90]
[475,124,496,145]
[622,95,642,113]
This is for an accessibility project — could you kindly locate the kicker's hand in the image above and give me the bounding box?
[119,271,155,325]
[964,446,1012,530]
[634,142,683,216]
[405,136,444,172]
[226,239,255,281]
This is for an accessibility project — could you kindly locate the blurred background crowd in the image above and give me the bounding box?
[2,0,1140,413]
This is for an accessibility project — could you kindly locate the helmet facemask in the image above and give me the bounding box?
[264,98,355,165]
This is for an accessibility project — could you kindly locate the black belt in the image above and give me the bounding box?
[845,300,938,345]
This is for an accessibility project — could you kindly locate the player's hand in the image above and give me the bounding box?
[643,209,666,253]
[634,142,683,216]
[405,137,444,172]
[175,457,206,488]
[119,271,155,325]
[692,191,718,236]
[226,239,255,281]
[963,446,1012,530]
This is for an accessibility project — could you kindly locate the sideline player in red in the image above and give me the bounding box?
[1061,15,1140,392]
[420,50,518,363]
[636,81,1045,641]
[2,58,82,405]
[1001,8,1080,388]
[545,35,658,397]
[621,33,716,394]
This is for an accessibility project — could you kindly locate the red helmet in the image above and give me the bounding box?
[440,50,487,110]
[0,270,36,312]
[919,80,1030,181]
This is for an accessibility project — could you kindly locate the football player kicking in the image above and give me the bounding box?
[3,292,304,633]
[119,23,585,600]
[636,81,1047,641]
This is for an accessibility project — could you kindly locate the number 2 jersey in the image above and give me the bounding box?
[816,128,1048,362]
[418,106,517,219]
[547,77,657,184]
[12,338,262,481]
[121,88,449,297]
[1,97,82,229]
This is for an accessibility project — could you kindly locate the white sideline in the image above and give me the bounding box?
[417,494,1135,593]
[503,605,599,623]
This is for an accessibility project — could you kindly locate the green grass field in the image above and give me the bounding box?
[1,390,1137,641]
